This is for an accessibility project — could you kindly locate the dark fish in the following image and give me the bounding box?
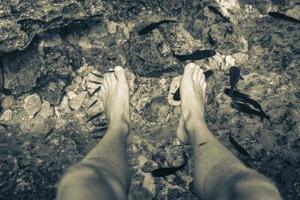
[208,31,216,46]
[105,70,115,73]
[138,20,178,35]
[224,88,250,100]
[268,12,300,23]
[172,70,213,101]
[231,102,269,121]
[88,80,102,85]
[173,86,181,101]
[86,112,103,123]
[224,88,270,122]
[229,66,241,95]
[91,126,108,139]
[173,50,216,61]
[88,99,98,109]
[204,70,214,79]
[229,133,250,157]
[91,72,104,78]
[208,5,225,19]
[151,153,188,177]
[90,86,101,96]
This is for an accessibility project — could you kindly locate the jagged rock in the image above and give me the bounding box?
[144,96,170,122]
[128,28,180,77]
[2,37,81,98]
[23,94,41,118]
[0,109,13,121]
[39,101,54,119]
[69,91,87,111]
[0,0,109,55]
[106,21,118,34]
[1,96,15,110]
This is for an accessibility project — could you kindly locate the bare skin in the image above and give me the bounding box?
[177,63,282,200]
[57,64,282,200]
[57,66,131,200]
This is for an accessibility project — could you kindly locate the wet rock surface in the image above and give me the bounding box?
[0,1,300,200]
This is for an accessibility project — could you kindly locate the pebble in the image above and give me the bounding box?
[0,109,13,121]
[69,91,87,110]
[2,96,14,110]
[23,94,42,118]
[106,21,118,34]
[39,101,54,119]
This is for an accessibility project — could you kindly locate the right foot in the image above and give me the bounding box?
[176,63,207,144]
[102,66,131,135]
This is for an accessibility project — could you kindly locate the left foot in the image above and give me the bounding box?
[102,66,131,135]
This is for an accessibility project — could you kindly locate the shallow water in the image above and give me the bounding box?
[0,1,299,199]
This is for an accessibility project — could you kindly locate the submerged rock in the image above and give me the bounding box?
[69,91,87,111]
[0,0,109,55]
[0,109,13,121]
[23,94,41,118]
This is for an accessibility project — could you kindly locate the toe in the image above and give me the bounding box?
[104,73,111,86]
[183,63,196,78]
[192,65,200,81]
[114,66,127,82]
[108,68,117,84]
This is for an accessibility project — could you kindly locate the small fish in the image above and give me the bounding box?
[88,99,98,109]
[105,70,115,73]
[224,88,270,121]
[173,86,181,101]
[172,70,213,101]
[138,20,178,35]
[173,50,216,61]
[91,126,108,139]
[88,80,102,85]
[208,31,216,46]
[229,66,242,95]
[90,86,101,96]
[224,88,249,99]
[204,70,214,79]
[86,112,103,123]
[268,12,300,24]
[231,102,269,121]
[151,153,188,177]
[229,133,250,157]
[91,72,104,78]
[208,5,225,19]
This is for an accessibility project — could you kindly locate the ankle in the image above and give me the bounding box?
[108,117,131,136]
[183,116,207,139]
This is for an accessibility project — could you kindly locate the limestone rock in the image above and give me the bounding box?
[39,101,54,119]
[0,109,13,121]
[23,94,42,118]
[1,96,15,110]
[106,21,118,34]
[70,92,87,111]
[0,0,109,55]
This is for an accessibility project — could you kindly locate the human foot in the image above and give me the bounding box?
[176,63,207,144]
[102,66,131,134]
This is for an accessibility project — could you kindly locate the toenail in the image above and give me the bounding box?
[115,66,122,71]
[187,63,196,69]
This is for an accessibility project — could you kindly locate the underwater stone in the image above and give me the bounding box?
[23,94,42,118]
[0,0,109,55]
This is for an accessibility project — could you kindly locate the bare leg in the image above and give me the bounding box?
[57,66,131,200]
[177,63,282,200]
